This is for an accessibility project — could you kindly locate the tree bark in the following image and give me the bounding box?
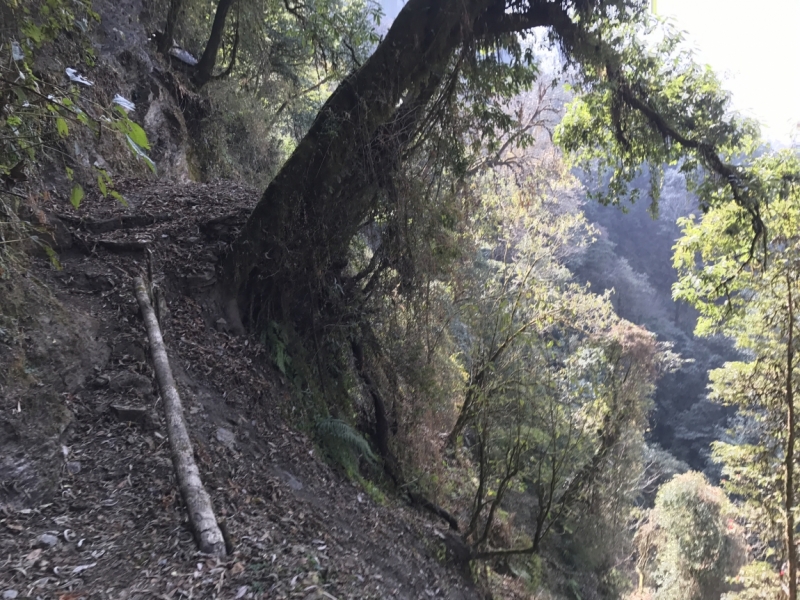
[193,0,235,88]
[786,273,797,600]
[158,0,184,54]
[408,490,460,531]
[352,340,390,459]
[134,277,226,557]
[224,0,755,336]
[224,0,546,326]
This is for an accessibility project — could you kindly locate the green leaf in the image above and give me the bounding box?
[22,23,43,45]
[65,166,74,181]
[56,117,69,138]
[97,173,107,197]
[125,135,156,174]
[43,244,62,270]
[126,121,150,150]
[110,190,128,207]
[69,184,84,209]
[275,345,287,375]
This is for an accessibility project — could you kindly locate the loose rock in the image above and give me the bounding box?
[216,427,236,450]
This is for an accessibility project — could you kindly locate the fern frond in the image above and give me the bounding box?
[316,418,378,465]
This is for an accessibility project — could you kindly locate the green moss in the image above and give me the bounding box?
[359,477,387,506]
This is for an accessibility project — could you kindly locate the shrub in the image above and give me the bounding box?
[636,472,744,600]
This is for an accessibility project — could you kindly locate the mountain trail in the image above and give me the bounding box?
[0,180,478,600]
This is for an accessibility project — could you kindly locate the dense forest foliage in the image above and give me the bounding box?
[2,0,799,597]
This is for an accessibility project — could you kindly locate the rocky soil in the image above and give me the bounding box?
[0,180,480,600]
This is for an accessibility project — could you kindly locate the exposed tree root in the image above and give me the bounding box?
[56,213,173,234]
[408,490,460,531]
[98,239,151,252]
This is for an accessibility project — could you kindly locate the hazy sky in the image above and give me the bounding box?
[376,1,800,144]
[377,0,403,22]
[658,0,800,145]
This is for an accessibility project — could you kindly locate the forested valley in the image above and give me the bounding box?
[0,0,798,598]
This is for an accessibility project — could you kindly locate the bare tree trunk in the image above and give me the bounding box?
[786,274,797,600]
[193,0,235,87]
[158,0,183,54]
[352,340,390,459]
[134,277,226,557]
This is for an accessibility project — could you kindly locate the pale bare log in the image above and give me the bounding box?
[134,276,226,556]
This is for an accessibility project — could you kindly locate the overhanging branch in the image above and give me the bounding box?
[475,2,572,38]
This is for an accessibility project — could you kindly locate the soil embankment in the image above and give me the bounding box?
[0,180,477,599]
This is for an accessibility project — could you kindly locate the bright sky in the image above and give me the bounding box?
[656,0,800,145]
[377,0,800,144]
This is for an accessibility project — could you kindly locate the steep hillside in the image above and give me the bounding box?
[3,0,791,598]
[0,180,479,600]
[569,172,739,471]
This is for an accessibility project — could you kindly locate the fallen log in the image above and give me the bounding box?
[133,276,226,556]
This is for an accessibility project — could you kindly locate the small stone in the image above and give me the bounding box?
[282,470,303,491]
[179,269,216,290]
[90,375,110,389]
[66,461,81,475]
[216,427,235,449]
[109,371,151,395]
[3,589,19,599]
[112,340,146,363]
[38,534,58,548]
[224,391,241,406]
[110,404,150,427]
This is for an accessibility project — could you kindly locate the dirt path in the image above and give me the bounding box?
[0,180,479,600]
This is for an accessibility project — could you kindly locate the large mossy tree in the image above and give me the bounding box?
[218,0,766,472]
[225,0,756,328]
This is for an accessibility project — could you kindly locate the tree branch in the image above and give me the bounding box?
[133,277,226,556]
